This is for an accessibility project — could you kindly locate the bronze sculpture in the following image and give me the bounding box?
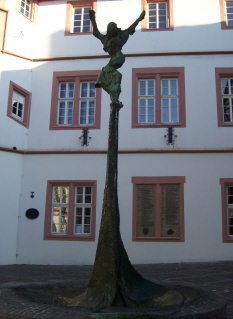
[89,10,145,102]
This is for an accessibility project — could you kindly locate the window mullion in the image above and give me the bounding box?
[156,74,161,124]
[87,99,90,124]
[81,7,84,32]
[156,3,159,29]
[67,184,74,236]
[74,77,80,126]
[231,97,233,121]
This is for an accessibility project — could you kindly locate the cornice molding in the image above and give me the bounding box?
[1,50,233,63]
[1,146,233,155]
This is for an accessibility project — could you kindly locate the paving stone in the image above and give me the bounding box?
[0,262,232,318]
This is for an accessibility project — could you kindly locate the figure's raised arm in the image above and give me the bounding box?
[89,10,104,40]
[125,10,145,35]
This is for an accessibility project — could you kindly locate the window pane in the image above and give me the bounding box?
[159,10,167,16]
[81,83,88,97]
[171,115,178,122]
[148,81,155,95]
[159,22,167,28]
[221,79,228,88]
[149,16,156,22]
[149,3,156,10]
[162,99,169,107]
[83,20,90,26]
[90,83,96,97]
[84,225,90,233]
[159,3,166,9]
[227,13,233,20]
[76,207,82,215]
[74,21,81,27]
[76,187,83,203]
[85,207,91,216]
[162,106,169,115]
[148,99,154,107]
[85,186,92,203]
[171,99,178,107]
[228,187,233,196]
[62,187,69,203]
[148,115,154,123]
[159,16,167,23]
[162,80,169,95]
[139,99,146,107]
[149,23,156,29]
[139,115,146,123]
[17,104,23,117]
[53,187,60,203]
[162,115,169,122]
[74,27,81,32]
[59,84,67,98]
[228,186,233,204]
[171,80,178,95]
[171,106,178,114]
[83,25,90,32]
[74,8,81,15]
[68,83,74,98]
[139,80,146,96]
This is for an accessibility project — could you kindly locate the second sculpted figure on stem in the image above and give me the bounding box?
[89,10,145,103]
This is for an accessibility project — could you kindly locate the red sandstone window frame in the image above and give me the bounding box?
[215,68,233,127]
[7,81,31,128]
[17,0,38,23]
[50,70,101,130]
[132,176,185,242]
[65,1,97,36]
[141,0,174,31]
[44,180,97,241]
[219,0,233,29]
[220,178,233,243]
[132,67,186,128]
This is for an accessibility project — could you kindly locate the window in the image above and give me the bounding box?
[132,67,186,128]
[220,178,233,242]
[215,68,233,127]
[79,82,96,125]
[65,1,97,36]
[44,181,96,241]
[20,0,31,18]
[132,176,185,241]
[7,81,31,127]
[141,0,174,31]
[50,71,101,130]
[18,0,37,22]
[219,0,233,29]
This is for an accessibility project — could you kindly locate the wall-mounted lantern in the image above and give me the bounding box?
[164,127,177,145]
[79,128,91,146]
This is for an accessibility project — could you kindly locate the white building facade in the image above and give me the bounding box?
[0,0,233,265]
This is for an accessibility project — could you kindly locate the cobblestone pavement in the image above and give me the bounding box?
[0,261,232,318]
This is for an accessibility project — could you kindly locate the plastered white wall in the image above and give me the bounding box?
[1,0,233,265]
[4,0,37,57]
[0,54,32,149]
[0,152,23,264]
[16,152,233,265]
[26,53,233,152]
[32,0,233,59]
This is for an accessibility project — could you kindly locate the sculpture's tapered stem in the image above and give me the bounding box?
[77,103,167,309]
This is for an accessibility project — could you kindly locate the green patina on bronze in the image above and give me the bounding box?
[76,12,183,312]
[89,10,145,103]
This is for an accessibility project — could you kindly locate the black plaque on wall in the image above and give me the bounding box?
[25,208,39,220]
